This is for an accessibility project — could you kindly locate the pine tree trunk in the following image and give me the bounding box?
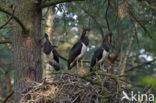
[13,0,42,102]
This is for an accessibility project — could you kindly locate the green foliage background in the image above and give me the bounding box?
[0,0,156,102]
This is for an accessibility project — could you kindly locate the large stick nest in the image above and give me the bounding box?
[19,72,121,103]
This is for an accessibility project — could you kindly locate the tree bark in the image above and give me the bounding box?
[13,0,42,102]
[44,7,55,79]
[5,72,12,94]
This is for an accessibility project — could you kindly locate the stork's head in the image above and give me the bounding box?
[105,31,112,42]
[83,27,90,35]
[44,33,48,39]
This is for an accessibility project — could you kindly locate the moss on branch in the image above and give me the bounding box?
[0,40,12,44]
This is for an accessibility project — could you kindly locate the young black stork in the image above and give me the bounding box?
[43,33,60,71]
[68,28,90,70]
[90,31,112,72]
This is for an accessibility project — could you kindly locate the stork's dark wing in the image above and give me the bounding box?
[43,41,52,54]
[68,41,82,69]
[52,48,59,63]
[90,48,103,71]
[49,60,60,71]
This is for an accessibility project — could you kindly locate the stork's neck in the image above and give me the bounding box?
[79,30,89,46]
[80,36,89,46]
[45,38,51,45]
[101,38,110,51]
[80,30,87,40]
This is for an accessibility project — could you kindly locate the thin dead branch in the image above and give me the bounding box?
[120,22,136,75]
[0,40,12,44]
[144,1,156,12]
[0,7,15,30]
[0,4,26,32]
[105,0,111,31]
[3,91,14,103]
[125,59,155,73]
[123,0,152,39]
[57,53,68,61]
[81,7,104,38]
[40,0,85,9]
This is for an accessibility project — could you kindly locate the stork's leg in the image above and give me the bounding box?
[81,60,83,67]
[95,63,99,79]
[76,60,79,68]
[100,63,102,70]
[100,63,105,72]
[95,59,98,71]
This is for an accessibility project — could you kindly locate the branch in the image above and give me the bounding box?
[0,4,26,32]
[0,67,5,74]
[3,91,14,103]
[123,0,152,39]
[120,23,136,75]
[105,0,111,31]
[0,96,4,101]
[0,16,12,30]
[0,40,12,44]
[81,7,104,38]
[40,0,85,9]
[120,79,146,88]
[58,52,90,63]
[125,59,155,73]
[0,25,17,29]
[0,7,15,30]
[144,1,156,12]
[57,53,68,61]
[0,34,13,51]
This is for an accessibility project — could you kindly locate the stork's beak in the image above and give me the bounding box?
[86,29,90,35]
[108,36,111,42]
[86,31,89,35]
[108,32,112,43]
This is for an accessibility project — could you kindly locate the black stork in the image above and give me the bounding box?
[90,31,112,72]
[43,33,60,71]
[68,28,90,70]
